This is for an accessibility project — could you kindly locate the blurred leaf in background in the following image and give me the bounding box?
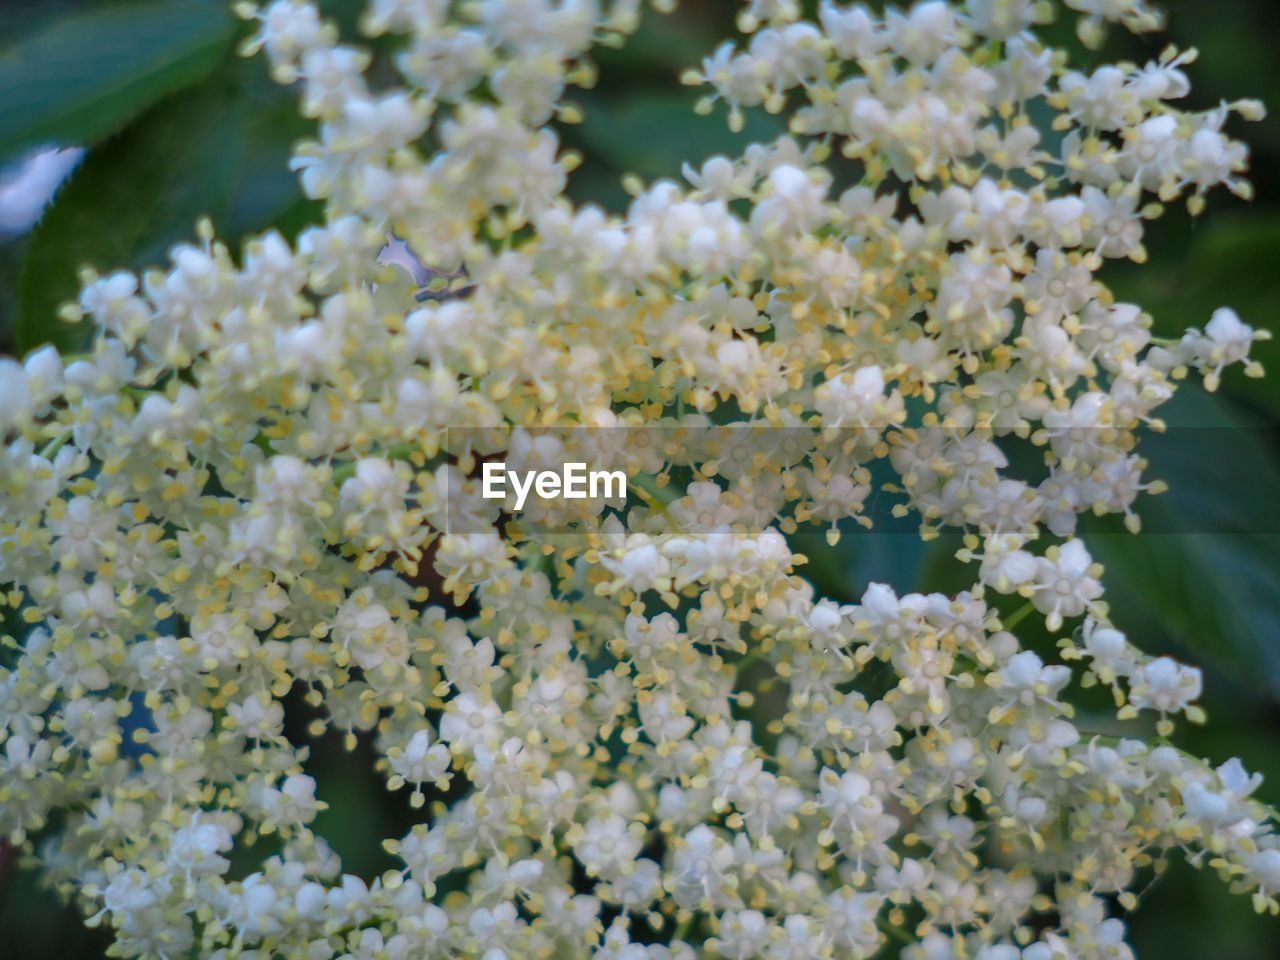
[1084,389,1280,698]
[0,0,325,357]
[0,0,234,167]
[14,51,321,354]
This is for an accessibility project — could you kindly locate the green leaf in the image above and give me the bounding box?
[15,106,203,353]
[803,532,946,603]
[226,85,324,241]
[592,7,726,76]
[1086,388,1280,700]
[565,91,787,208]
[0,0,236,165]
[1103,212,1280,416]
[14,56,318,354]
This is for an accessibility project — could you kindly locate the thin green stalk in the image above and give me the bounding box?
[39,430,73,460]
[1002,600,1037,631]
[671,913,695,943]
[877,917,915,946]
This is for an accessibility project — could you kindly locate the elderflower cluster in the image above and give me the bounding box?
[1,0,1277,958]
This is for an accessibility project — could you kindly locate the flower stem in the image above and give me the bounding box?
[1002,600,1037,630]
[39,430,73,460]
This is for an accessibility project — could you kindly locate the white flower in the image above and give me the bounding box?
[572,813,643,878]
[1128,657,1203,718]
[1030,539,1103,631]
[0,0,1274,953]
[439,692,503,754]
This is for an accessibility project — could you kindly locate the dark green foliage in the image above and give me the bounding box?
[0,0,235,166]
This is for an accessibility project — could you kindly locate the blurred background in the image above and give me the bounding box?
[1,0,1279,955]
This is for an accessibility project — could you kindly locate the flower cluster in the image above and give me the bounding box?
[1,0,1276,958]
